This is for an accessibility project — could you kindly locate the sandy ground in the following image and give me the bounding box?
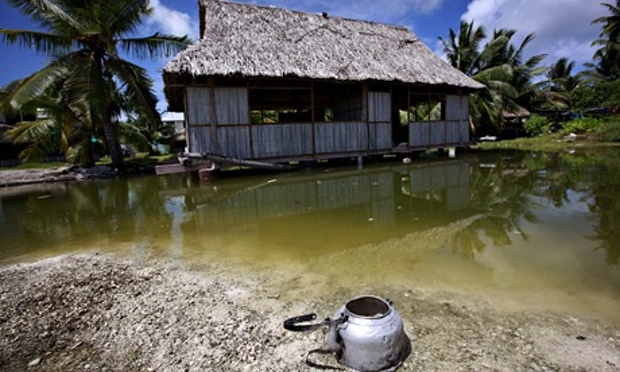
[0,254,619,371]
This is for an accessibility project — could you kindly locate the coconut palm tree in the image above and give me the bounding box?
[4,74,101,165]
[591,1,620,80]
[541,58,583,109]
[4,94,98,165]
[439,21,486,76]
[441,22,547,134]
[0,0,190,168]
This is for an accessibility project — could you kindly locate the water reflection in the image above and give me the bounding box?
[1,152,620,267]
[1,150,620,321]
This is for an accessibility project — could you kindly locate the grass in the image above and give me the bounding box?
[476,116,620,152]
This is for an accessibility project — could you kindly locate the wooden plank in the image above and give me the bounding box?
[369,122,392,150]
[368,92,391,122]
[189,126,212,153]
[314,122,368,153]
[217,127,252,158]
[410,122,430,147]
[186,87,211,125]
[445,121,460,144]
[214,87,250,125]
[430,122,446,146]
[252,124,313,158]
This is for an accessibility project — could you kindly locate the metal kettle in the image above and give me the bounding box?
[284,295,411,371]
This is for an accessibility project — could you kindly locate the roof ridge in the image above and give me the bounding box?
[200,0,411,32]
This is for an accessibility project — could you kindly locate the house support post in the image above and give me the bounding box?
[357,155,364,169]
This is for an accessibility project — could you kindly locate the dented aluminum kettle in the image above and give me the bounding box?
[284,295,411,371]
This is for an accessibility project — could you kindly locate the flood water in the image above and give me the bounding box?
[1,150,620,324]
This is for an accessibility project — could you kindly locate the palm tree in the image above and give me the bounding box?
[1,0,190,168]
[441,22,546,134]
[439,21,486,76]
[541,58,582,109]
[440,21,507,132]
[592,1,620,80]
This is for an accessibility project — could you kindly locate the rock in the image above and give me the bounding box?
[28,357,41,367]
[564,133,578,142]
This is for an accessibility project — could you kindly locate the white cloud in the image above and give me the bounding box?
[461,0,607,69]
[147,0,197,39]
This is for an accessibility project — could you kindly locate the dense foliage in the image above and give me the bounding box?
[440,1,620,136]
[523,115,550,137]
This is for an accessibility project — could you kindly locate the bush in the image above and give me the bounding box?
[523,115,550,136]
[598,120,620,142]
[560,118,603,135]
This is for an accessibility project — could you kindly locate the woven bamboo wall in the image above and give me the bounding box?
[252,124,313,158]
[186,86,470,159]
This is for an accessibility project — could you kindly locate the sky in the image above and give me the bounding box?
[0,0,608,112]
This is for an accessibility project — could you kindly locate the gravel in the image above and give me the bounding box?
[1,254,619,371]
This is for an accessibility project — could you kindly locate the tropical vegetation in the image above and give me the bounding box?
[2,1,620,167]
[0,0,190,168]
[440,0,620,138]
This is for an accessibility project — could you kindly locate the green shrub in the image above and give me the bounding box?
[598,121,620,142]
[560,118,603,135]
[523,115,550,136]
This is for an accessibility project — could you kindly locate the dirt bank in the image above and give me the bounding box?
[0,167,80,187]
[1,254,618,371]
[0,164,155,188]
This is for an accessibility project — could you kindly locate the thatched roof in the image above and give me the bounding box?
[164,0,483,104]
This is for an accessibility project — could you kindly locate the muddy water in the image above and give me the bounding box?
[1,150,620,324]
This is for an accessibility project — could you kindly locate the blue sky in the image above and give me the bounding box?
[0,0,607,112]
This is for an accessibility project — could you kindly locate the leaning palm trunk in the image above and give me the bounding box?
[84,139,95,167]
[102,116,124,169]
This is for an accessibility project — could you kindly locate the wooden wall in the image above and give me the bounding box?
[409,95,469,148]
[185,86,470,160]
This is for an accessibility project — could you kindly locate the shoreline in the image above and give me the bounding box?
[0,163,156,189]
[1,254,619,371]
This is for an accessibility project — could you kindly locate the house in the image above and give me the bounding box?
[162,0,483,171]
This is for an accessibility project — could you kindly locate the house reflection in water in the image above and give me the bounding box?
[183,160,472,253]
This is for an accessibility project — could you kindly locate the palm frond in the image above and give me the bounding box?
[63,56,110,128]
[5,118,65,162]
[120,33,192,59]
[4,57,73,109]
[118,121,151,152]
[5,0,79,29]
[0,29,71,54]
[105,0,150,37]
[107,57,161,131]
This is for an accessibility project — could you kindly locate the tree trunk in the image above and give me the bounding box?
[102,116,124,169]
[83,135,95,167]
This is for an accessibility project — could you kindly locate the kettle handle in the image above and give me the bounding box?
[284,313,329,332]
[283,313,348,333]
